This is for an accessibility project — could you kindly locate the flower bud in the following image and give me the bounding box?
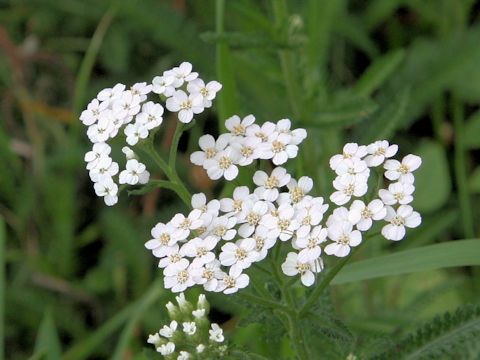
[166,301,181,321]
[197,294,210,314]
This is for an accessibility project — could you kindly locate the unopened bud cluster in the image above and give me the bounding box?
[147,293,227,359]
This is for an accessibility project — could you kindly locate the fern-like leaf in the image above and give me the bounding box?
[372,304,480,359]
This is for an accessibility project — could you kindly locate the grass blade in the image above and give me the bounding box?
[0,217,4,360]
[333,239,480,284]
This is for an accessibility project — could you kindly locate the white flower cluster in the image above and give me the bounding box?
[190,116,307,180]
[147,131,423,291]
[328,141,422,246]
[147,293,227,359]
[80,62,221,205]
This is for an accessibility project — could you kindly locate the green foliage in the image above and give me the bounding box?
[1,0,480,359]
[372,304,480,359]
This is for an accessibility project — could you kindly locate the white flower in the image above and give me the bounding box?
[286,176,313,204]
[245,121,276,143]
[325,221,362,257]
[145,223,181,258]
[130,82,152,101]
[220,238,258,270]
[209,323,225,342]
[122,146,135,160]
[152,74,175,96]
[382,205,421,241]
[326,207,350,227]
[86,114,115,143]
[170,209,204,240]
[136,101,164,130]
[159,320,178,338]
[178,351,190,360]
[330,174,368,205]
[218,266,250,294]
[190,134,231,167]
[180,236,218,266]
[97,83,125,103]
[258,131,298,165]
[220,186,254,216]
[203,147,240,180]
[84,142,111,170]
[334,157,369,177]
[329,143,367,171]
[164,262,195,293]
[93,177,118,206]
[238,200,269,237]
[294,196,329,237]
[147,332,161,345]
[281,252,323,286]
[158,246,188,270]
[124,122,148,146]
[80,98,108,126]
[295,226,327,262]
[192,309,206,319]
[166,90,204,123]
[253,167,291,202]
[225,114,256,137]
[208,215,237,241]
[250,226,277,261]
[89,156,119,182]
[190,260,222,292]
[230,136,261,166]
[196,344,206,353]
[379,182,415,205]
[365,140,398,167]
[384,154,422,184]
[191,193,220,225]
[170,62,198,87]
[260,203,299,241]
[119,159,149,185]
[348,199,386,231]
[187,78,222,107]
[157,342,175,355]
[112,90,142,121]
[182,322,196,335]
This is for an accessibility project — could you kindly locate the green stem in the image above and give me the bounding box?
[287,312,311,360]
[237,292,289,313]
[452,95,475,239]
[140,141,192,208]
[299,233,378,318]
[169,122,184,169]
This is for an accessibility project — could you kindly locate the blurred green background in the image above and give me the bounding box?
[1,0,480,359]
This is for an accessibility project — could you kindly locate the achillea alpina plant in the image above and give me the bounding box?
[80,62,423,358]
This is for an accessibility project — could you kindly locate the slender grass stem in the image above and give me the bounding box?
[452,95,475,239]
[287,312,311,360]
[73,4,118,115]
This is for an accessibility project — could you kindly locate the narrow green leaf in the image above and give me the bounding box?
[333,239,480,284]
[33,309,62,360]
[358,87,410,143]
[413,140,451,213]
[111,285,162,360]
[353,49,405,97]
[63,281,162,360]
[308,96,378,128]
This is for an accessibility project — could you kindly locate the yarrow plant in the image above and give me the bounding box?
[80,62,422,359]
